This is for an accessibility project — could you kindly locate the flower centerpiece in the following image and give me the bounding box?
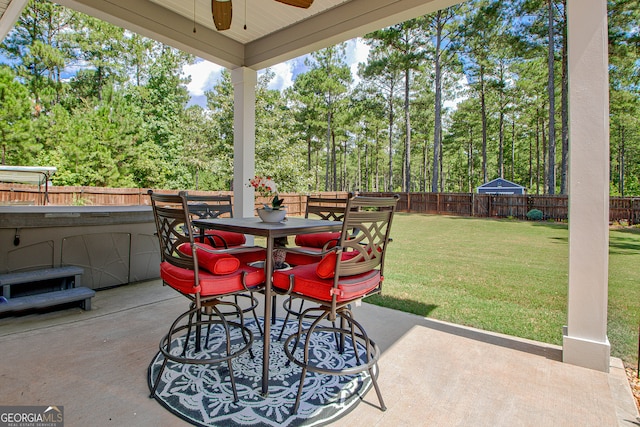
[248,176,286,222]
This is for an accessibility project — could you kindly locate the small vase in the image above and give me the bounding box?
[273,248,287,269]
[257,208,287,223]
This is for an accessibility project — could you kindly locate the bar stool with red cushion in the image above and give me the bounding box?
[186,194,266,334]
[148,191,265,402]
[186,194,266,264]
[284,196,348,266]
[273,193,399,414]
[276,196,348,341]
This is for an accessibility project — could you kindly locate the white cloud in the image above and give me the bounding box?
[263,62,295,91]
[444,75,470,111]
[182,60,224,97]
[182,37,369,104]
[346,38,370,85]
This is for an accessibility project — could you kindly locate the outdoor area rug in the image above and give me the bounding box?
[148,316,374,427]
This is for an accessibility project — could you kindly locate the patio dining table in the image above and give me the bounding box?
[192,216,343,396]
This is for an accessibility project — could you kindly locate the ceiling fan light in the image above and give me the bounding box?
[275,0,314,8]
[212,0,232,31]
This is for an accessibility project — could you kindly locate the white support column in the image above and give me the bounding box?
[231,67,257,219]
[563,0,610,372]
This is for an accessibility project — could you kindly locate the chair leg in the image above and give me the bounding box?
[151,306,197,398]
[210,304,239,401]
[149,357,168,398]
[228,359,239,402]
[251,293,264,337]
[292,366,307,415]
[195,308,203,352]
[182,306,197,357]
[342,309,386,411]
[152,300,253,403]
[369,365,387,411]
[287,309,330,414]
[277,297,294,341]
[278,297,306,341]
[284,305,386,414]
[211,301,255,360]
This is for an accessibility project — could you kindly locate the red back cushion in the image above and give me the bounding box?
[203,230,246,247]
[178,243,240,275]
[316,250,360,279]
[295,232,341,249]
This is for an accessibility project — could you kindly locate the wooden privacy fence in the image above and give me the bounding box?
[361,192,640,224]
[2,183,640,223]
[0,183,344,217]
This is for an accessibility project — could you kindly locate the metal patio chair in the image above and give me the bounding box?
[148,190,265,402]
[273,193,398,414]
[186,193,266,335]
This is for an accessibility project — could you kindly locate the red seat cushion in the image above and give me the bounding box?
[202,230,246,247]
[161,262,264,296]
[178,243,239,275]
[294,232,341,249]
[272,263,380,303]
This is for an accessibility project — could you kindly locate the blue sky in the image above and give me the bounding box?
[182,38,370,108]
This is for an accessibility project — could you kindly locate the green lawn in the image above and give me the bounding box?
[365,213,640,367]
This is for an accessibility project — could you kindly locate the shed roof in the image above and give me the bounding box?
[477,178,525,191]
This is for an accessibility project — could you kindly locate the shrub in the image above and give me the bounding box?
[526,209,544,221]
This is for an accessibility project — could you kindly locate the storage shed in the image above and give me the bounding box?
[477,178,526,195]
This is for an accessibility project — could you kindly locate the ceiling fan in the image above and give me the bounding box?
[211,0,314,31]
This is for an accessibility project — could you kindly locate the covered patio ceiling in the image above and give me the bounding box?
[0,0,614,375]
[1,0,463,70]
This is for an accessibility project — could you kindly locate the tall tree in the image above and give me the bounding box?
[366,19,429,192]
[360,42,402,191]
[545,0,556,194]
[0,66,33,165]
[459,0,504,185]
[0,0,74,110]
[295,45,352,191]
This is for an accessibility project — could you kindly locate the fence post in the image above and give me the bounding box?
[471,192,475,217]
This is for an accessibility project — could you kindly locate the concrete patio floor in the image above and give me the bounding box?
[0,279,638,427]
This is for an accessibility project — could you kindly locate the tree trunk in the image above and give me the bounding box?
[511,117,516,181]
[439,130,444,192]
[480,66,488,184]
[560,0,569,194]
[388,87,394,191]
[404,68,411,192]
[619,126,625,196]
[431,11,443,193]
[375,127,380,192]
[332,130,337,191]
[468,127,474,193]
[546,0,556,195]
[325,109,332,191]
[542,115,548,194]
[529,128,533,190]
[536,109,541,195]
[498,66,505,179]
[307,134,312,172]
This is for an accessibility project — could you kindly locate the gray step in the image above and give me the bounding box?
[0,266,84,299]
[0,287,95,313]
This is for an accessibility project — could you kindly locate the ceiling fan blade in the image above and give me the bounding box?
[275,0,314,8]
[212,0,232,31]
